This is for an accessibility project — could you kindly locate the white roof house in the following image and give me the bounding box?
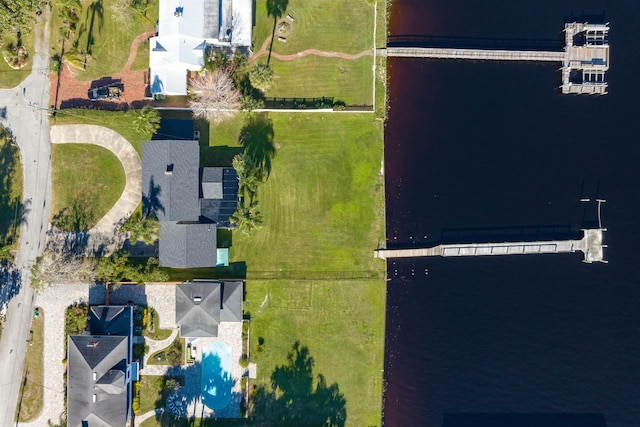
[149,0,253,96]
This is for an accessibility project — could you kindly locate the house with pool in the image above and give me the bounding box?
[175,280,245,416]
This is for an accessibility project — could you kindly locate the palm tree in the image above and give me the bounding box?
[133,106,161,135]
[249,63,274,91]
[230,201,263,235]
[120,211,159,244]
[265,0,289,64]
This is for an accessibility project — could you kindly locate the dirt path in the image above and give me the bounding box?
[249,35,374,63]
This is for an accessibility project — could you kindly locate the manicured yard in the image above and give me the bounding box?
[51,144,125,230]
[137,375,185,415]
[52,109,154,155]
[144,307,173,341]
[210,113,385,275]
[130,37,150,71]
[0,28,36,89]
[253,0,375,55]
[148,335,185,365]
[49,0,158,81]
[14,309,44,422]
[0,131,23,251]
[251,0,377,107]
[265,56,373,106]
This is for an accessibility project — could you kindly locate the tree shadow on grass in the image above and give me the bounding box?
[84,0,104,55]
[0,131,23,243]
[266,0,289,65]
[238,114,276,181]
[251,341,347,427]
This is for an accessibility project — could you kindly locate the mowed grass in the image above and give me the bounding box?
[253,0,375,55]
[265,55,373,106]
[0,133,23,247]
[14,309,44,422]
[210,113,385,274]
[138,375,164,415]
[130,37,150,71]
[252,0,377,106]
[51,144,125,229]
[249,280,385,426]
[52,109,153,155]
[49,0,158,81]
[0,29,36,89]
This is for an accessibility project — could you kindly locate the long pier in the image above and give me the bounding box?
[379,22,610,94]
[378,48,565,62]
[375,228,606,263]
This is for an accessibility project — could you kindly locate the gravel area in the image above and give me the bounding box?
[18,282,91,427]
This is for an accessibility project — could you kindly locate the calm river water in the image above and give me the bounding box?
[383,1,640,426]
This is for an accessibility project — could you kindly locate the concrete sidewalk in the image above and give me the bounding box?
[50,124,142,234]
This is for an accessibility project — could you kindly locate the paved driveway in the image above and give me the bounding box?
[18,282,90,427]
[50,124,142,234]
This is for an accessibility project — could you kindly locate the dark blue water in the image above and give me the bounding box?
[383,1,640,426]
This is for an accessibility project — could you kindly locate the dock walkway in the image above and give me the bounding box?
[375,229,606,263]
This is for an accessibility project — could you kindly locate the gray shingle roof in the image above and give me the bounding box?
[176,281,243,337]
[201,167,224,199]
[67,335,130,427]
[142,140,200,222]
[159,222,217,268]
[89,306,132,336]
[220,281,243,322]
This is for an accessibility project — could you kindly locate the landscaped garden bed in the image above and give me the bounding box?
[148,335,184,366]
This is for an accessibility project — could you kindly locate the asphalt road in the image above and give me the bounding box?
[0,7,52,427]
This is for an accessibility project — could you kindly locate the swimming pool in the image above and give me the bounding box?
[201,341,232,410]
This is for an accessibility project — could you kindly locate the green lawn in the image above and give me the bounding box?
[253,0,375,56]
[52,109,154,155]
[14,308,44,422]
[0,28,36,89]
[51,144,125,230]
[264,55,373,106]
[49,0,158,81]
[0,131,23,251]
[210,113,385,275]
[130,37,150,71]
[251,0,378,107]
[148,335,184,365]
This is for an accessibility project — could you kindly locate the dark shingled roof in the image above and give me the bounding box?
[67,335,130,427]
[176,281,243,337]
[159,222,217,268]
[200,168,239,227]
[89,306,132,336]
[142,140,200,222]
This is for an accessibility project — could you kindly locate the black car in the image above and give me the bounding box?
[88,86,122,101]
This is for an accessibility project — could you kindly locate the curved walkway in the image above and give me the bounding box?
[144,328,179,367]
[135,409,164,427]
[50,124,141,233]
[249,35,373,63]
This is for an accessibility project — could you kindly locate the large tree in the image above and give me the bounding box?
[249,63,274,91]
[188,69,242,124]
[133,105,161,135]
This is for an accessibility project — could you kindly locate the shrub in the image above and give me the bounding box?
[239,354,249,368]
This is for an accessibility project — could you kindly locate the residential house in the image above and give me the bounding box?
[142,140,238,268]
[67,306,137,427]
[175,280,243,337]
[149,0,253,96]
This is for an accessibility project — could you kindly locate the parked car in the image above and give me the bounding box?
[88,86,122,101]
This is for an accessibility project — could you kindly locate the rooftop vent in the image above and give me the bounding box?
[93,394,97,402]
[193,296,202,303]
[174,6,183,17]
[165,164,174,175]
[87,339,99,348]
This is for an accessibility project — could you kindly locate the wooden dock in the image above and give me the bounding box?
[379,22,610,94]
[375,229,606,263]
[378,48,565,62]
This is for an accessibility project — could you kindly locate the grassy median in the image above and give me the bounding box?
[14,309,44,422]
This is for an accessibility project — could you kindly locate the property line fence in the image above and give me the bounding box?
[245,270,382,281]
